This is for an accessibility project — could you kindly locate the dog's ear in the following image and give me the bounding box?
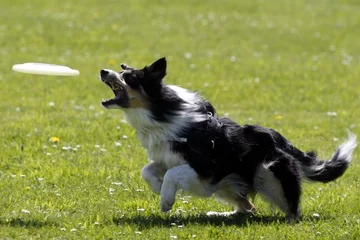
[120,63,135,70]
[144,57,167,82]
[120,63,128,70]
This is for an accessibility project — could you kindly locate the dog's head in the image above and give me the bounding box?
[100,57,167,109]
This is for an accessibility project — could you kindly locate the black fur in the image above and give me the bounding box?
[101,57,356,221]
[150,86,187,122]
[138,62,353,219]
[171,114,352,219]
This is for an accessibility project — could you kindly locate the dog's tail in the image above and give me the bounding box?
[298,131,357,183]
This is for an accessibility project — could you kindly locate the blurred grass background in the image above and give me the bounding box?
[0,0,360,238]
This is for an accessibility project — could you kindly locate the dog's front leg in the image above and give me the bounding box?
[160,164,214,212]
[141,161,166,194]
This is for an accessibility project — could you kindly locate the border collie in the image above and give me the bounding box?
[99,57,357,221]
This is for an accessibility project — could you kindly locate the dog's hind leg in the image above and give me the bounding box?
[160,164,214,212]
[235,196,256,214]
[254,154,302,222]
[213,176,255,216]
[209,193,255,216]
[142,161,167,194]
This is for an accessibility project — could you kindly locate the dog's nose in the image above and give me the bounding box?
[100,69,109,78]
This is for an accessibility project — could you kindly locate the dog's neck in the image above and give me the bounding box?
[124,108,165,133]
[124,107,207,136]
[123,85,209,137]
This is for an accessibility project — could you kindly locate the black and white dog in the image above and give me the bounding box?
[100,57,357,221]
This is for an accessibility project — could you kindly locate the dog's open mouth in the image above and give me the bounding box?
[101,80,129,108]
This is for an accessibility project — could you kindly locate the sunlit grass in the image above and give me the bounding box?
[1,0,360,238]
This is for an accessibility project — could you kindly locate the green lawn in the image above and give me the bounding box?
[1,0,360,238]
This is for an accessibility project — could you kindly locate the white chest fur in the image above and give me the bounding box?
[137,131,186,169]
[124,108,186,170]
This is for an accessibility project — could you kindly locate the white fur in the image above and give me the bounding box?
[168,85,200,104]
[160,164,214,212]
[303,131,357,178]
[168,85,208,122]
[141,162,166,194]
[302,162,325,175]
[125,109,188,169]
[123,85,209,171]
[254,162,288,213]
[337,131,357,163]
[123,86,213,212]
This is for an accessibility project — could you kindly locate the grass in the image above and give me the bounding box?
[1,0,360,238]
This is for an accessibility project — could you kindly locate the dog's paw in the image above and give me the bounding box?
[286,212,301,224]
[237,205,257,215]
[206,211,237,217]
[148,180,162,195]
[160,198,174,212]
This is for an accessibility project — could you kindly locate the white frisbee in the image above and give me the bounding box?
[12,63,80,76]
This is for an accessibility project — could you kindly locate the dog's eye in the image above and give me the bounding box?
[124,73,139,89]
[124,73,135,82]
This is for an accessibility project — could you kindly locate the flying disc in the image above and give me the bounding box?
[12,63,80,76]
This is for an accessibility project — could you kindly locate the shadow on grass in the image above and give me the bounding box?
[113,213,327,229]
[114,214,288,228]
[0,218,58,228]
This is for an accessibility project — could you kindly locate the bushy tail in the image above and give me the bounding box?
[300,132,357,183]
